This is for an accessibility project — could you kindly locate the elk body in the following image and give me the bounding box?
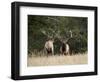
[60,42,70,55]
[44,39,54,55]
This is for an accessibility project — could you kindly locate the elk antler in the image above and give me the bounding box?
[69,30,73,38]
[41,29,50,39]
[55,30,64,42]
[41,28,56,39]
[55,29,73,43]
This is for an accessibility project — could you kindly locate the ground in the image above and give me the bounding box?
[27,53,87,66]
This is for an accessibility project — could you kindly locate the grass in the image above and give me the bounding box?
[27,53,88,67]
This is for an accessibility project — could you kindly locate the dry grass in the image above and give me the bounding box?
[27,53,88,67]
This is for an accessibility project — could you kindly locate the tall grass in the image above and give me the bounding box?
[27,53,88,66]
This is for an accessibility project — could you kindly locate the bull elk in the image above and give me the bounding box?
[41,28,55,55]
[44,38,54,55]
[56,30,73,55]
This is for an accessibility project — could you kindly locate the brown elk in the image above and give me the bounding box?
[44,38,54,55]
[41,28,55,55]
[56,30,73,55]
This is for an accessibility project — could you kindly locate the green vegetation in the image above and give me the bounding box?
[28,15,87,55]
